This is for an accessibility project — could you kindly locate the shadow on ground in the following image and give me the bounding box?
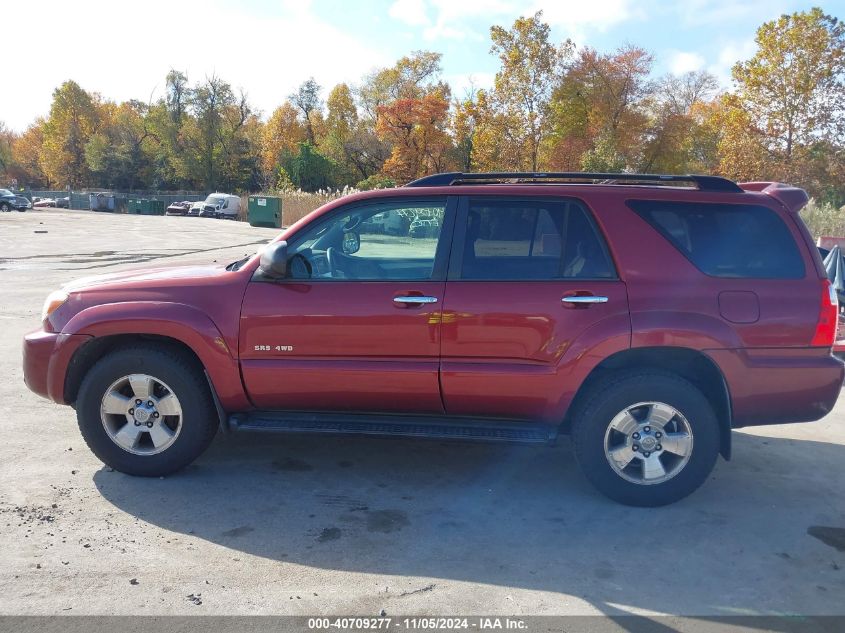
[93,430,845,617]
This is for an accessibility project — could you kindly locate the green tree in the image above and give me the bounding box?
[0,122,13,178]
[285,142,336,191]
[181,75,253,191]
[165,70,190,125]
[85,100,154,190]
[290,77,322,144]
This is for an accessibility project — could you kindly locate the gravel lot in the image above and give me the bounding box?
[1,209,844,617]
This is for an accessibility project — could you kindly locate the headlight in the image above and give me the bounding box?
[41,290,69,322]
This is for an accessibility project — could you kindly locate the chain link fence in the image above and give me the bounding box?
[26,190,206,212]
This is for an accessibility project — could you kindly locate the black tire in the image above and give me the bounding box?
[0,203,10,212]
[76,346,218,476]
[571,371,720,507]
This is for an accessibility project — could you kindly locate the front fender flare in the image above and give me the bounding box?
[62,301,250,410]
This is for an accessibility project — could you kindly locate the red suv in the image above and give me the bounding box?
[22,172,844,506]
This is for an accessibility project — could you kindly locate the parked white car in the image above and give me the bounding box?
[197,193,241,219]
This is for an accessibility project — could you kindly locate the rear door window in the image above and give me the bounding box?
[628,200,805,279]
[459,198,615,280]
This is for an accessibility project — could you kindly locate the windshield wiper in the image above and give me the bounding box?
[227,256,250,271]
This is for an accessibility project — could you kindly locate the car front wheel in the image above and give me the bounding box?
[572,371,720,506]
[0,203,10,212]
[76,346,218,476]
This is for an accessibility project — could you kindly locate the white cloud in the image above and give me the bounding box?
[419,0,516,41]
[537,0,638,37]
[388,0,431,26]
[387,0,638,43]
[673,0,788,27]
[2,0,390,131]
[668,51,706,75]
[445,72,496,99]
[709,39,757,86]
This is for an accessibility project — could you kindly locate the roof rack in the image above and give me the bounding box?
[405,172,743,193]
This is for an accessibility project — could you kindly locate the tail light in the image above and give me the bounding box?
[811,279,839,346]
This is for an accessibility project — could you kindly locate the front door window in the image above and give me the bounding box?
[288,200,447,281]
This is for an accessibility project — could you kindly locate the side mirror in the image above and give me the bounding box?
[342,230,360,255]
[259,241,289,279]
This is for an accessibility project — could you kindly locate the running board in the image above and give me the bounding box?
[228,412,556,444]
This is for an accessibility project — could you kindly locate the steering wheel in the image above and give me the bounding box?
[289,253,313,279]
[326,246,340,278]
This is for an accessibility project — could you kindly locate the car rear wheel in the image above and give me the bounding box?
[0,203,10,212]
[572,371,720,506]
[76,346,218,476]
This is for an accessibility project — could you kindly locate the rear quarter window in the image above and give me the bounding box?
[628,200,805,279]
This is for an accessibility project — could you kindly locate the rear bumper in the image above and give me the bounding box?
[22,329,92,404]
[707,348,844,427]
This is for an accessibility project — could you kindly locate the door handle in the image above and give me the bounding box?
[562,295,608,304]
[393,295,438,305]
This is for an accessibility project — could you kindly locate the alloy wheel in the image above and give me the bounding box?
[100,374,183,455]
[603,401,694,485]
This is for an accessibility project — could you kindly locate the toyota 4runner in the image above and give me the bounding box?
[22,172,844,506]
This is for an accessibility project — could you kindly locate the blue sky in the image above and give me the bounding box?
[4,0,844,132]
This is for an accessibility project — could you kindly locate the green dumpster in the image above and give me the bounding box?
[127,199,165,215]
[248,195,282,228]
[146,199,166,215]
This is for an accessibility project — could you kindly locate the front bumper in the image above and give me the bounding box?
[22,330,92,403]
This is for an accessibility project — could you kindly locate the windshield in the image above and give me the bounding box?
[205,196,225,206]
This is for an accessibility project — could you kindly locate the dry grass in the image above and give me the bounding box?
[238,187,361,226]
[801,199,845,239]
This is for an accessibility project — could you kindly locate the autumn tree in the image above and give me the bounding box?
[724,7,845,201]
[377,91,453,183]
[321,83,361,182]
[260,101,306,186]
[465,89,509,170]
[450,88,483,171]
[640,70,720,173]
[549,45,653,172]
[40,80,101,187]
[325,84,357,143]
[11,121,48,186]
[709,93,768,181]
[359,51,447,117]
[477,12,572,171]
[358,51,449,182]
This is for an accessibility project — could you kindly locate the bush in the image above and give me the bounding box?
[356,174,395,190]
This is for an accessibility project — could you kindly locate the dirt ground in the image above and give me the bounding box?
[0,209,844,616]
